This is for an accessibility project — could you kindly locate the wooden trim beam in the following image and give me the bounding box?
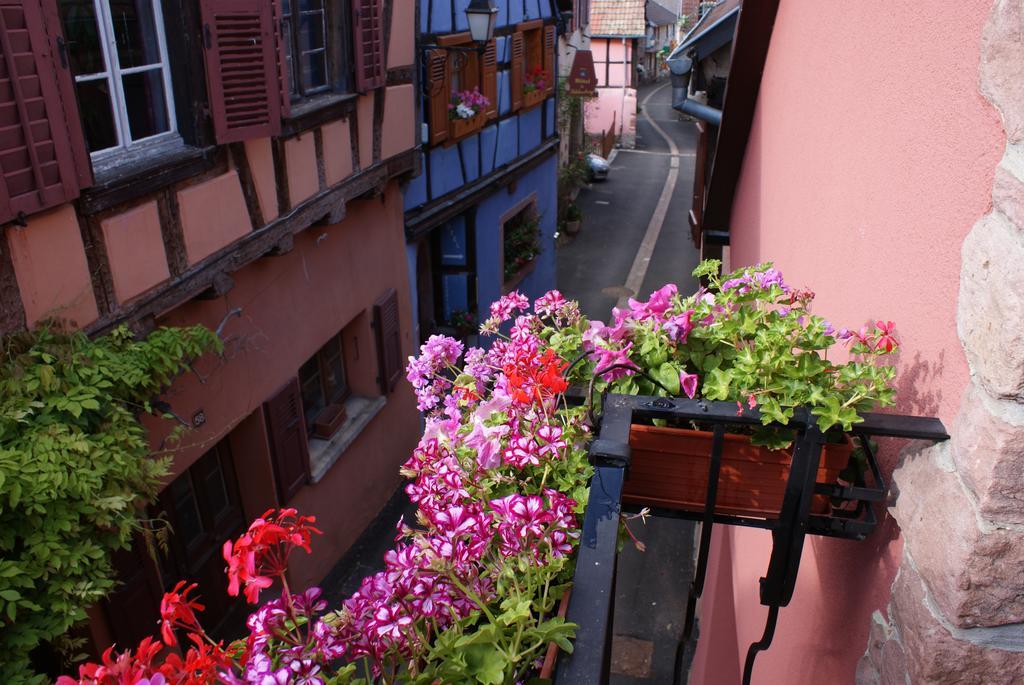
[405,139,558,240]
[0,227,27,334]
[437,31,472,47]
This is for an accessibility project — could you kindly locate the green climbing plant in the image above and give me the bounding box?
[0,323,221,683]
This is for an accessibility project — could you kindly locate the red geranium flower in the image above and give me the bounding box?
[159,581,205,646]
[874,320,898,353]
[223,508,322,604]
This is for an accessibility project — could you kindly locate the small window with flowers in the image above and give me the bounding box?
[502,201,542,292]
[431,33,496,143]
[516,22,554,110]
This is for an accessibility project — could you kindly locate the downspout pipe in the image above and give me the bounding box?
[668,56,722,126]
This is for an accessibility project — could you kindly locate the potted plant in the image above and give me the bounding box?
[449,87,489,140]
[502,211,541,289]
[584,260,899,517]
[523,66,548,109]
[448,308,478,339]
[564,202,582,235]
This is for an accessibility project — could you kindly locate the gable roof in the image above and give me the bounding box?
[591,0,647,37]
[646,1,679,27]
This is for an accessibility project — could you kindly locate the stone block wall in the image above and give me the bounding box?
[857,1,1024,681]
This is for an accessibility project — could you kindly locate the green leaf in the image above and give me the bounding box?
[702,368,733,401]
[655,362,680,395]
[463,644,507,685]
[497,596,533,625]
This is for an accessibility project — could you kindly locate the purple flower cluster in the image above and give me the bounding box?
[534,289,581,326]
[223,588,342,685]
[720,266,789,295]
[406,334,464,411]
[483,291,531,331]
[584,284,698,383]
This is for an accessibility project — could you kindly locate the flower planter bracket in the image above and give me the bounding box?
[553,394,949,685]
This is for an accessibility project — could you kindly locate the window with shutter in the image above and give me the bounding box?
[373,288,402,394]
[542,25,555,96]
[481,40,497,121]
[352,0,384,92]
[426,49,449,146]
[271,0,290,117]
[0,0,91,225]
[264,378,311,503]
[58,0,179,160]
[199,0,283,144]
[509,32,524,112]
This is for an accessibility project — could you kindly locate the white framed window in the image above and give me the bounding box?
[58,0,177,160]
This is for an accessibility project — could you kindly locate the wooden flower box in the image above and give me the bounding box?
[449,112,485,142]
[522,88,546,110]
[311,403,348,439]
[622,425,853,517]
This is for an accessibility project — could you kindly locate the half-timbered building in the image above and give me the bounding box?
[0,0,421,652]
[403,0,561,344]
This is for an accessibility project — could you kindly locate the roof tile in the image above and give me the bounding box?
[591,0,647,37]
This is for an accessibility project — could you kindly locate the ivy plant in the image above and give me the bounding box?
[0,323,220,683]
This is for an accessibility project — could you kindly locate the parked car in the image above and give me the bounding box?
[588,153,610,181]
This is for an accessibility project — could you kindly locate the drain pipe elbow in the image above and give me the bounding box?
[668,56,723,127]
[679,99,723,127]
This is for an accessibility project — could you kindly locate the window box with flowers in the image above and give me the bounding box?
[448,87,490,140]
[502,203,542,292]
[523,65,550,109]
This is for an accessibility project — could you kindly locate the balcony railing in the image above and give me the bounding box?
[552,394,949,685]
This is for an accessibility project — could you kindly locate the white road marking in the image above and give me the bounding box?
[596,200,611,205]
[615,83,682,314]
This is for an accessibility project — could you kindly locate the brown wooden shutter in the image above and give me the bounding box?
[271,0,290,118]
[264,378,310,503]
[543,25,556,96]
[373,288,403,394]
[510,32,525,112]
[200,0,282,144]
[426,49,449,146]
[352,0,385,92]
[0,0,92,225]
[482,40,498,121]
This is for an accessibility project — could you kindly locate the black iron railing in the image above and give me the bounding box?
[553,394,948,685]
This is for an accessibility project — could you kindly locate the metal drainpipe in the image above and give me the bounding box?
[668,55,722,126]
[621,37,628,144]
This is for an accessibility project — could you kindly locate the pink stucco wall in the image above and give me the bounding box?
[690,1,1005,682]
[585,38,637,143]
[150,183,419,588]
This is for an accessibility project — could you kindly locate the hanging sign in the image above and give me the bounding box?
[567,50,598,96]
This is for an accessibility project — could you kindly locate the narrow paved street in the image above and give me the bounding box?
[558,81,701,685]
[559,82,701,321]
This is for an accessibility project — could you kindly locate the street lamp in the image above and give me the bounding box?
[465,0,498,44]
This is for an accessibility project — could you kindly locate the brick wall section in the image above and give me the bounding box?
[857,1,1024,681]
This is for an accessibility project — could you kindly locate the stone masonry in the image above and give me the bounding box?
[857,1,1024,682]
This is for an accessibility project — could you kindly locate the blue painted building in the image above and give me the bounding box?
[404,0,563,342]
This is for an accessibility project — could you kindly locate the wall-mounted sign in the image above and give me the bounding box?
[567,50,598,97]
